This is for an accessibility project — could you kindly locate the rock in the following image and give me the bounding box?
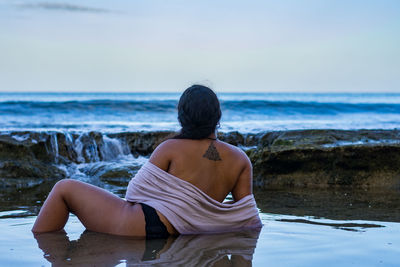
[217,131,245,146]
[0,160,64,179]
[110,131,174,156]
[0,160,66,187]
[250,130,400,190]
[0,133,67,184]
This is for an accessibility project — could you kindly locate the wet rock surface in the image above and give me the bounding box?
[254,145,400,189]
[0,133,66,185]
[1,129,400,190]
[246,129,400,189]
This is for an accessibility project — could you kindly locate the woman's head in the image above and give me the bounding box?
[175,85,221,139]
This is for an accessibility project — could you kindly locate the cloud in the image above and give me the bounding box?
[17,2,112,14]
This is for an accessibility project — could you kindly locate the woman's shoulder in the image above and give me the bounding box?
[217,140,251,163]
[154,138,190,152]
[148,139,178,170]
[150,138,197,166]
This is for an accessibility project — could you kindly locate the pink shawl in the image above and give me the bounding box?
[125,161,262,234]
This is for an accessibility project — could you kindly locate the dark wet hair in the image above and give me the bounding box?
[174,85,221,139]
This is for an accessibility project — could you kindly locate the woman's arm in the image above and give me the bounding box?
[231,155,253,201]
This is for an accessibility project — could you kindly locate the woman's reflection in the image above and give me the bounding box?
[34,229,260,266]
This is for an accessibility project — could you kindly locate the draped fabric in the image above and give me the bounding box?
[125,161,262,234]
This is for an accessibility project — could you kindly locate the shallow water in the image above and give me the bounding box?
[1,185,400,266]
[1,211,399,266]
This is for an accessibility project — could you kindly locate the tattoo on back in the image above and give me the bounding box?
[203,142,222,161]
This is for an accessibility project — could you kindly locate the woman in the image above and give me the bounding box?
[32,85,262,238]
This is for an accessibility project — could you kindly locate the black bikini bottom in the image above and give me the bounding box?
[140,203,170,239]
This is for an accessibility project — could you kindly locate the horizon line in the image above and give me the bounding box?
[1,90,400,94]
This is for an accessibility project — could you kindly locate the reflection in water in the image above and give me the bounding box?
[2,183,400,223]
[34,230,260,266]
[254,188,400,222]
[277,218,384,232]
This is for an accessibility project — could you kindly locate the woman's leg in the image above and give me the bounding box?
[32,179,146,237]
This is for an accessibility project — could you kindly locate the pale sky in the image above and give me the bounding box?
[0,0,399,92]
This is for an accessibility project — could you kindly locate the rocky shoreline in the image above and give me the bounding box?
[246,129,400,190]
[1,129,400,190]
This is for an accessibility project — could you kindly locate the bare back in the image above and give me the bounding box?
[149,138,252,203]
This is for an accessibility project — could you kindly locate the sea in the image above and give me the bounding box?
[1,92,400,133]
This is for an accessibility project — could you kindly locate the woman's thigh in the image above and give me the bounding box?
[59,179,146,237]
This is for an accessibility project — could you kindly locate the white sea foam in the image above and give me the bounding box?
[11,134,30,142]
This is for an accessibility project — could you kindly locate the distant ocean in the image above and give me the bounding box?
[1,92,400,133]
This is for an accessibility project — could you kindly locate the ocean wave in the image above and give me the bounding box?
[220,100,400,115]
[1,94,400,133]
[1,100,400,115]
[0,100,178,114]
